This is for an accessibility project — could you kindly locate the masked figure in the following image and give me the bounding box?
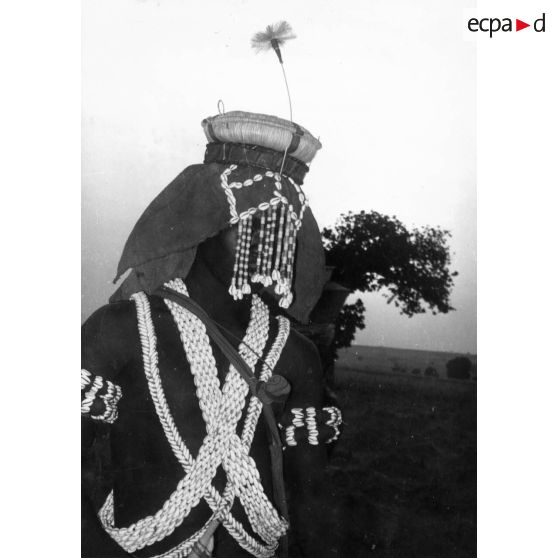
[82,111,343,558]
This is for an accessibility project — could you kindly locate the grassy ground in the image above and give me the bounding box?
[324,368,476,558]
[336,345,477,380]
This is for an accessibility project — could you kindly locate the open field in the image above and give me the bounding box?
[322,367,476,558]
[336,345,477,380]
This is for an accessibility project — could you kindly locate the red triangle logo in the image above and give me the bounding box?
[516,19,530,31]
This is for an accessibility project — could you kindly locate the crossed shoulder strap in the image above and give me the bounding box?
[154,286,291,558]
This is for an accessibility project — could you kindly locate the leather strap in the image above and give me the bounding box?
[204,141,309,184]
[203,119,219,142]
[155,287,290,557]
[287,123,304,154]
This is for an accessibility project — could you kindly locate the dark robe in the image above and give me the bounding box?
[82,295,338,558]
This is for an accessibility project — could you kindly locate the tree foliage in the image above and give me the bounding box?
[322,211,457,317]
[333,298,366,351]
[321,210,457,353]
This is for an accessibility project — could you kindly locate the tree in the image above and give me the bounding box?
[322,211,457,351]
[446,357,472,380]
[333,299,366,352]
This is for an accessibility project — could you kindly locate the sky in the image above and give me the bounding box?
[82,0,476,354]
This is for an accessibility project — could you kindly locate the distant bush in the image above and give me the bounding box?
[446,357,472,380]
[424,366,439,378]
[411,368,422,376]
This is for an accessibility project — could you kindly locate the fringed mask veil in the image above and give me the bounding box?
[222,165,308,308]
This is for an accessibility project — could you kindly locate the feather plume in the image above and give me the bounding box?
[251,21,296,51]
[251,21,296,63]
[251,21,296,121]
